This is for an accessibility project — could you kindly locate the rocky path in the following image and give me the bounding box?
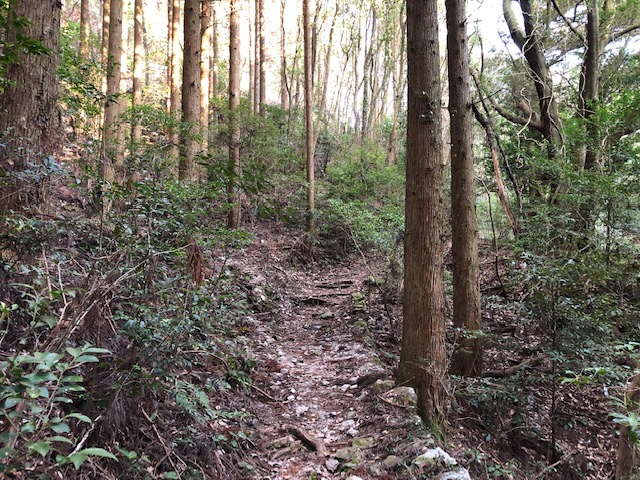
[235,229,471,479]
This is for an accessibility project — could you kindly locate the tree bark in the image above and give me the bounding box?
[447,0,482,377]
[102,0,110,68]
[303,0,315,236]
[180,0,202,182]
[503,0,562,154]
[258,0,266,116]
[168,0,181,167]
[102,0,123,183]
[132,0,144,145]
[280,0,289,111]
[398,0,447,434]
[200,0,212,150]
[227,0,241,229]
[80,0,91,59]
[387,14,405,166]
[0,0,61,213]
[210,1,219,101]
[616,362,640,480]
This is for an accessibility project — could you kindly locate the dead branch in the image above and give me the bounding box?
[283,424,328,457]
[483,354,550,378]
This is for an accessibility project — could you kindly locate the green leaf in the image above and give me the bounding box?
[65,413,91,423]
[73,355,100,364]
[62,375,84,383]
[49,436,73,444]
[82,347,111,355]
[65,347,82,358]
[58,384,85,394]
[162,472,179,479]
[52,396,73,404]
[0,448,13,460]
[4,397,21,409]
[29,441,51,457]
[50,422,71,434]
[67,448,118,469]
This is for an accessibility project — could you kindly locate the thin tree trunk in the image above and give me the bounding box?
[227,0,241,229]
[398,0,447,434]
[102,0,110,67]
[303,0,315,236]
[179,0,201,182]
[447,0,482,377]
[280,0,289,111]
[132,0,144,145]
[169,0,181,167]
[200,0,212,151]
[253,0,259,114]
[210,1,218,100]
[258,0,266,116]
[102,0,123,183]
[80,0,90,59]
[249,0,255,113]
[472,104,519,236]
[387,16,405,166]
[167,1,173,114]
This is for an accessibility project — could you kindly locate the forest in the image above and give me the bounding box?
[0,0,639,478]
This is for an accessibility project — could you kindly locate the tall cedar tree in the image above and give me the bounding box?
[168,0,181,166]
[398,0,447,432]
[447,0,482,376]
[102,0,123,183]
[227,0,241,228]
[303,0,315,236]
[180,0,201,181]
[0,0,61,212]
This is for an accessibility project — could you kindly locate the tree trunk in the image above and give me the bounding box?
[616,362,640,480]
[253,0,259,114]
[132,0,144,145]
[387,16,405,166]
[179,0,202,182]
[102,0,123,183]
[200,0,212,150]
[0,0,61,213]
[398,0,447,434]
[303,0,315,236]
[168,0,181,167]
[102,0,110,68]
[447,0,482,377]
[80,0,90,59]
[227,0,241,229]
[210,1,219,101]
[167,0,173,114]
[280,0,289,111]
[258,0,266,116]
[503,0,562,154]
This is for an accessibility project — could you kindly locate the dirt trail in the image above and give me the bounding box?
[225,227,459,480]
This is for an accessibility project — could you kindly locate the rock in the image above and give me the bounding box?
[334,446,361,464]
[413,447,457,468]
[346,477,363,480]
[340,419,356,430]
[325,458,340,472]
[295,405,309,416]
[320,311,335,319]
[437,469,471,480]
[352,437,374,448]
[382,386,418,407]
[372,379,395,394]
[383,455,401,468]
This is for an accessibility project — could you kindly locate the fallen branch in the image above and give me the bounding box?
[483,354,549,378]
[283,424,328,457]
